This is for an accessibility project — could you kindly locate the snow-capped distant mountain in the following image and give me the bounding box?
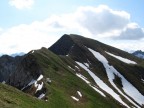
[0,52,25,57]
[10,52,25,57]
[132,50,144,59]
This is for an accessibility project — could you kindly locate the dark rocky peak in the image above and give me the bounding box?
[49,34,89,62]
[1,53,47,100]
[0,55,23,82]
[49,34,75,55]
[133,50,144,55]
[132,50,144,59]
[49,34,104,65]
[0,55,14,62]
[7,54,42,89]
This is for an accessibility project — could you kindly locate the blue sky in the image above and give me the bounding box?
[1,0,144,27]
[0,0,144,54]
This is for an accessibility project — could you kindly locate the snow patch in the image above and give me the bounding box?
[76,73,90,84]
[34,74,44,92]
[68,66,75,71]
[26,74,43,87]
[106,51,137,64]
[31,50,34,53]
[89,48,144,107]
[76,73,106,97]
[75,66,80,71]
[36,82,43,92]
[28,79,36,86]
[71,96,79,101]
[90,85,106,97]
[38,93,45,99]
[77,91,82,97]
[37,74,43,81]
[46,78,52,83]
[76,61,129,108]
[75,66,79,69]
[105,67,140,108]
[2,81,6,84]
[84,63,89,67]
[21,74,44,92]
[21,79,36,90]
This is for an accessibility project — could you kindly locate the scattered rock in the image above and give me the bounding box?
[46,78,51,84]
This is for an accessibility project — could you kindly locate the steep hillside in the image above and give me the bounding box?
[0,55,23,82]
[0,83,49,108]
[0,34,144,108]
[0,47,123,108]
[31,47,123,108]
[50,34,144,108]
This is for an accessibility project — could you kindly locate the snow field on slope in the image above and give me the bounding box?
[76,73,106,97]
[76,61,129,108]
[105,51,137,64]
[89,48,144,107]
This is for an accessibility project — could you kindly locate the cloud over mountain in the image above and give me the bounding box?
[0,5,144,54]
[72,5,144,39]
[76,5,130,35]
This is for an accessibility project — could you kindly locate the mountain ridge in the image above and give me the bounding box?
[49,34,144,107]
[0,34,144,108]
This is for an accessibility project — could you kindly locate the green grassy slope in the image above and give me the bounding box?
[0,83,50,108]
[32,47,123,108]
[0,47,123,108]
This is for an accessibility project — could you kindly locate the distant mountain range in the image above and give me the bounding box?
[0,52,25,57]
[10,52,25,57]
[0,34,144,108]
[132,50,144,59]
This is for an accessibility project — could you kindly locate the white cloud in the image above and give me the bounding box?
[76,5,130,35]
[46,5,144,40]
[0,15,82,54]
[0,23,63,54]
[109,40,144,52]
[9,0,35,9]
[0,5,144,54]
[115,25,144,40]
[71,5,144,40]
